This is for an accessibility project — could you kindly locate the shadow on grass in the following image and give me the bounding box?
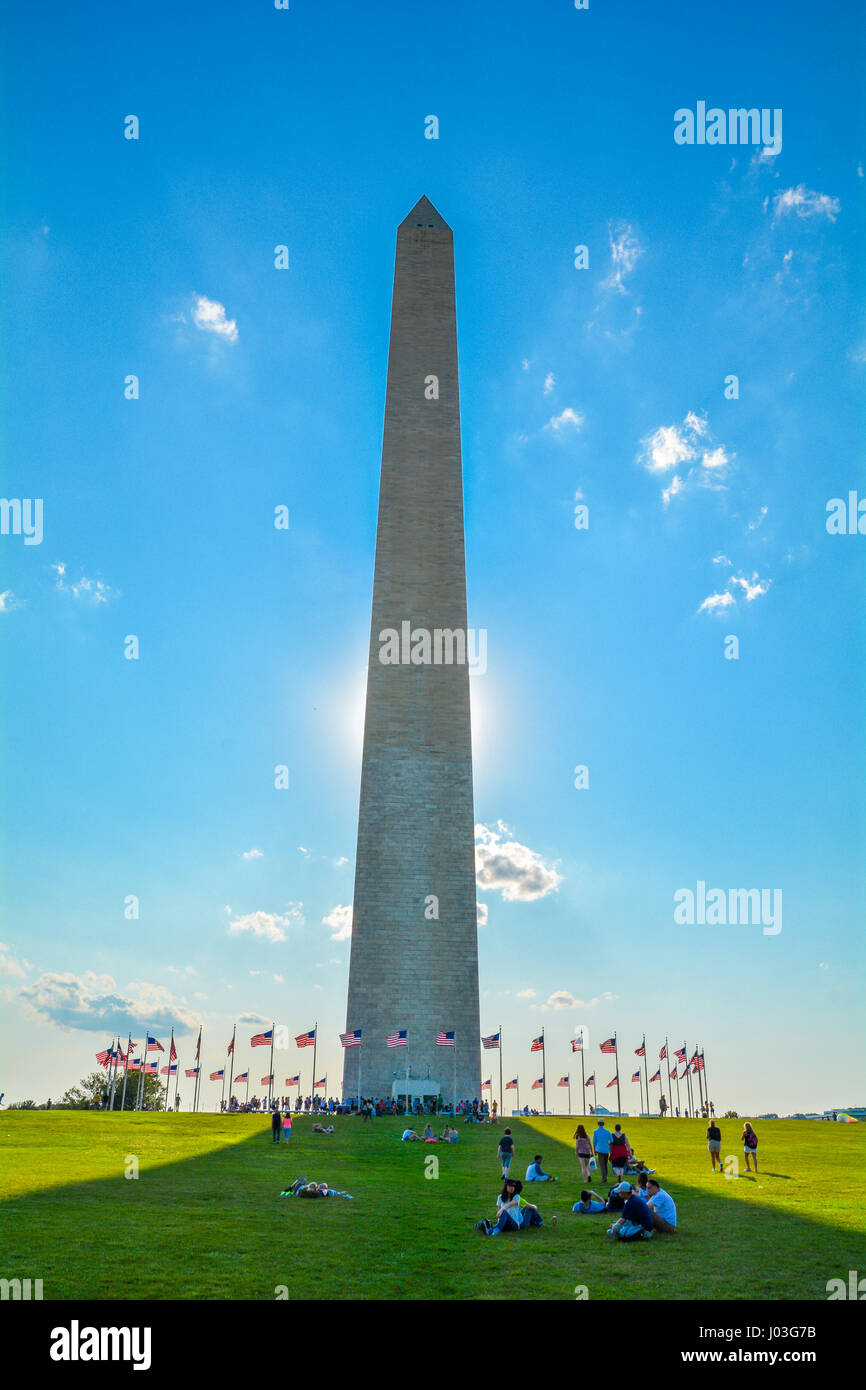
[0,1113,862,1301]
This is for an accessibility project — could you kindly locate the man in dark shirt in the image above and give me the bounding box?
[706,1120,722,1171]
[606,1183,654,1241]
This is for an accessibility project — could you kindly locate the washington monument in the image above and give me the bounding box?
[343,196,481,1103]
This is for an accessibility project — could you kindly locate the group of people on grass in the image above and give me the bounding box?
[475,1119,675,1241]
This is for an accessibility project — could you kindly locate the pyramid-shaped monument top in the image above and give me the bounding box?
[399,195,451,233]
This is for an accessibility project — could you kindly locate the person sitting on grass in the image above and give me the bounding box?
[475,1178,543,1235]
[572,1189,608,1214]
[439,1124,458,1143]
[606,1184,654,1242]
[422,1123,436,1142]
[401,1127,420,1141]
[646,1179,677,1233]
[633,1172,650,1201]
[604,1182,631,1213]
[525,1153,557,1182]
[311,1123,334,1134]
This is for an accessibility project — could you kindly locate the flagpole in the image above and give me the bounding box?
[452,1032,457,1115]
[498,1025,503,1121]
[136,1026,149,1110]
[245,1068,250,1107]
[193,1027,203,1113]
[107,1038,118,1110]
[701,1048,710,1114]
[120,1034,133,1111]
[672,1037,681,1114]
[541,1029,547,1115]
[164,1030,174,1112]
[593,1075,597,1115]
[268,1021,275,1110]
[641,1034,649,1117]
[357,1038,362,1112]
[684,1041,694,1116]
[229,1024,236,1110]
[516,1075,519,1115]
[311,1022,318,1111]
[405,1031,410,1116]
[173,1052,180,1111]
[615,1036,621,1118]
[580,1043,585,1115]
[567,1073,572,1116]
[695,1045,705,1115]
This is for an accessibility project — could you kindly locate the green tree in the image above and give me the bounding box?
[59,1070,166,1111]
[724,1109,739,1119]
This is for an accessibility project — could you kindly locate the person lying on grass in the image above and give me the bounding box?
[475,1178,543,1234]
[311,1123,335,1133]
[572,1189,609,1214]
[401,1128,420,1141]
[280,1177,353,1199]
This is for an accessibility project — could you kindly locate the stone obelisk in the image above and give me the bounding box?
[343,196,481,1104]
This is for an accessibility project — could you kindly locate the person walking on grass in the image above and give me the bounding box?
[609,1124,631,1180]
[498,1126,515,1179]
[592,1118,612,1184]
[282,1111,292,1144]
[574,1123,592,1181]
[706,1117,721,1171]
[742,1122,759,1172]
[271,1109,282,1144]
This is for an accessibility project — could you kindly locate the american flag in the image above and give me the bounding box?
[128,1058,141,1071]
[674,1046,686,1062]
[234,1071,248,1083]
[261,1074,274,1086]
[631,1070,641,1083]
[209,1069,224,1081]
[634,1043,645,1056]
[194,1030,201,1063]
[227,1037,234,1055]
[586,1074,595,1087]
[690,1062,700,1074]
[314,1078,326,1088]
[340,1030,362,1048]
[251,1029,273,1047]
[95,1049,111,1067]
[482,1032,500,1050]
[571,1038,583,1052]
[436,1031,455,1047]
[147,1035,164,1052]
[557,1076,569,1087]
[606,1074,618,1088]
[295,1029,315,1048]
[286,1075,300,1086]
[670,1066,677,1079]
[600,1036,616,1054]
[531,1077,544,1090]
[386,1030,408,1048]
[650,1068,661,1082]
[144,1061,158,1073]
[530,1035,544,1052]
[481,1079,492,1090]
[170,1039,178,1062]
[160,1064,178,1076]
[679,1065,690,1080]
[695,1053,705,1070]
[185,1067,199,1077]
[505,1078,518,1090]
[659,1044,667,1060]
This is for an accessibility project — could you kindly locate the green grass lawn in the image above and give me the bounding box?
[1,1112,863,1300]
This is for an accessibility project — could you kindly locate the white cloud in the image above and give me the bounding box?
[661,475,684,508]
[545,407,584,434]
[242,848,263,860]
[521,358,530,371]
[476,902,488,927]
[543,372,555,395]
[0,943,31,978]
[273,974,284,983]
[227,905,304,943]
[730,572,771,602]
[52,561,117,603]
[747,506,768,532]
[713,553,732,567]
[698,590,736,614]
[0,590,25,613]
[17,970,200,1032]
[334,856,348,867]
[192,293,238,341]
[516,988,536,999]
[542,989,616,1011]
[323,905,353,941]
[475,823,563,902]
[640,424,696,474]
[297,846,312,859]
[701,446,729,470]
[772,186,840,222]
[603,223,644,293]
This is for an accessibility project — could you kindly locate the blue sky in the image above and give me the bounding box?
[1,0,863,1114]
